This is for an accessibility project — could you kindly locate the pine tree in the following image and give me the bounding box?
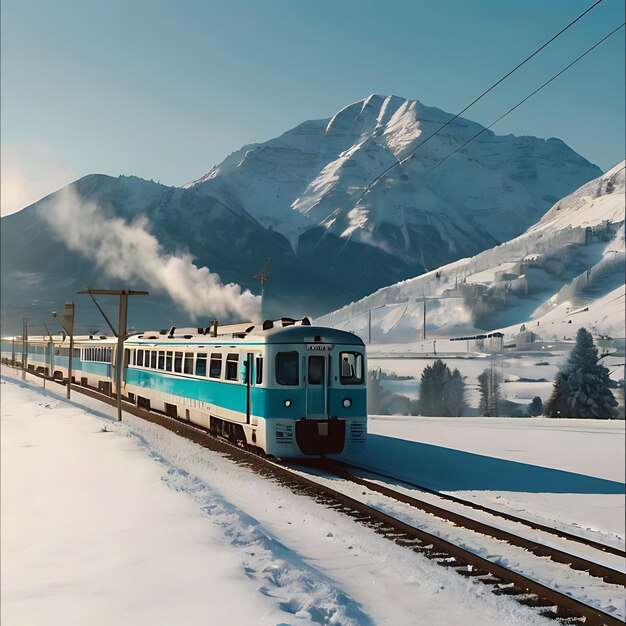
[443,368,467,417]
[545,328,618,418]
[418,359,449,416]
[478,367,501,416]
[418,360,466,416]
[527,396,543,417]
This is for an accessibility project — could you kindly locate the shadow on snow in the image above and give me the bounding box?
[346,434,625,494]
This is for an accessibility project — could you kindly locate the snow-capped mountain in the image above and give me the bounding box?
[318,162,625,343]
[187,94,600,269]
[0,95,603,332]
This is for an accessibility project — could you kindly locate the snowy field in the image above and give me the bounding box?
[2,369,558,626]
[350,414,625,551]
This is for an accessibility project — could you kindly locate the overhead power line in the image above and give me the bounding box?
[431,22,626,171]
[362,0,605,195]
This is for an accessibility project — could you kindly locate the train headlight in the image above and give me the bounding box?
[342,398,352,408]
[284,399,292,407]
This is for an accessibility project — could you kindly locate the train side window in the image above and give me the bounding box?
[196,353,207,377]
[166,351,173,371]
[158,351,165,370]
[225,353,238,381]
[209,353,222,378]
[339,352,364,385]
[137,350,144,367]
[174,352,183,373]
[184,353,193,375]
[256,357,263,384]
[276,352,299,386]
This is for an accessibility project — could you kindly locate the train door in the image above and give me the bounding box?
[306,355,327,417]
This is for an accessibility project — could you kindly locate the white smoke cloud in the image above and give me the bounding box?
[41,187,262,322]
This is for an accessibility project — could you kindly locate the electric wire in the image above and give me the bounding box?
[360,0,605,196]
[431,22,625,171]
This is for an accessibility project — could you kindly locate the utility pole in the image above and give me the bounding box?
[78,289,148,421]
[22,318,29,380]
[368,309,372,345]
[54,302,76,399]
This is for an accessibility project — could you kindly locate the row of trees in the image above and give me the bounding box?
[372,327,619,418]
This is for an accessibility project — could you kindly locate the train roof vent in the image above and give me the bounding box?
[99,335,107,339]
[301,316,312,326]
[183,334,192,339]
[159,329,167,335]
[262,320,274,330]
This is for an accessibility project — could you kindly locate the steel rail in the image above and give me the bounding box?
[330,459,626,559]
[307,460,625,587]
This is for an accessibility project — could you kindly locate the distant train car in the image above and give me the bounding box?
[3,333,117,393]
[4,318,367,458]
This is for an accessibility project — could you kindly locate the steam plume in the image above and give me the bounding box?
[41,187,261,322]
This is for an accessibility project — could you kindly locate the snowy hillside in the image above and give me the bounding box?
[318,162,625,343]
[1,95,602,332]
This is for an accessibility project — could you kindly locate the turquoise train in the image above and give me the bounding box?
[3,318,367,458]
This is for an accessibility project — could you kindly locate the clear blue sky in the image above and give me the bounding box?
[1,0,624,215]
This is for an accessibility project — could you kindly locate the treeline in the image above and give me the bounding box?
[367,328,621,418]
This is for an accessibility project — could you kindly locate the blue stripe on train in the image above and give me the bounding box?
[125,368,365,419]
[24,353,112,378]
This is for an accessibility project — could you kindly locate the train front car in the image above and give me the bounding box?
[122,320,367,459]
[262,324,367,458]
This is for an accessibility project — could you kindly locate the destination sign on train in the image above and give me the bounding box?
[306,344,333,351]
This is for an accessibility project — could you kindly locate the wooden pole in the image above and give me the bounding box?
[66,302,75,400]
[22,319,28,380]
[114,293,128,422]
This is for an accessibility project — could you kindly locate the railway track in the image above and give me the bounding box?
[294,460,626,587]
[328,460,625,558]
[5,366,625,626]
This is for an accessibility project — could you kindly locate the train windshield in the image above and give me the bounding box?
[339,351,364,385]
[276,352,299,385]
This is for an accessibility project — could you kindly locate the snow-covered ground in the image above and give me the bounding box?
[348,414,625,549]
[2,369,558,626]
